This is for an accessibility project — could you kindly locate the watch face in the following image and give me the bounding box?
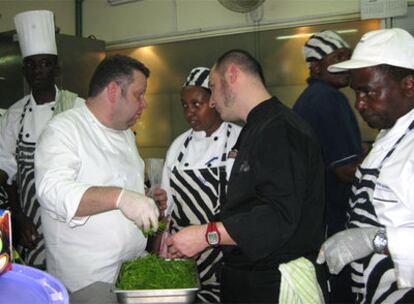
[373,230,387,254]
[207,231,219,246]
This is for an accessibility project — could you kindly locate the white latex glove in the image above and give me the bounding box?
[317,227,379,274]
[116,189,159,232]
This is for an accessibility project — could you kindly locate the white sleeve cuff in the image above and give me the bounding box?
[387,227,414,288]
[64,184,93,228]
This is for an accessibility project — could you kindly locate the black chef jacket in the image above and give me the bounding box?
[220,97,325,302]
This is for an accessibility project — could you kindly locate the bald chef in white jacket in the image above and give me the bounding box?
[35,55,163,292]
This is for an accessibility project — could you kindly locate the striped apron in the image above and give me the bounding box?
[169,125,232,303]
[0,187,8,209]
[348,120,414,303]
[15,97,47,269]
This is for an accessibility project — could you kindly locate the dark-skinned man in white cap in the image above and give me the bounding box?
[317,28,414,302]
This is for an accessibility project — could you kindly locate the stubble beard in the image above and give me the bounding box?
[221,79,236,121]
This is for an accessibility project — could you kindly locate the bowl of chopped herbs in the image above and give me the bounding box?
[112,254,199,303]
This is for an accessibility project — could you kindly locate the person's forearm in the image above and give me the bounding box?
[0,169,8,186]
[216,222,237,245]
[5,182,21,214]
[334,162,358,184]
[75,186,122,217]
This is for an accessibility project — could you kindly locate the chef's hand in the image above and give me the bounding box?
[116,189,159,231]
[149,187,167,217]
[317,227,379,274]
[166,225,208,258]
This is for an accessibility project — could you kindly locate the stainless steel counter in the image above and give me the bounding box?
[70,282,117,304]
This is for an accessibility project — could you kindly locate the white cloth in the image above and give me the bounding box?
[360,107,414,288]
[35,103,147,292]
[279,257,324,304]
[161,122,241,214]
[0,89,84,184]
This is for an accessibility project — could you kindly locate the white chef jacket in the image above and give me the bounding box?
[35,103,147,292]
[161,122,241,214]
[362,108,414,288]
[0,89,84,183]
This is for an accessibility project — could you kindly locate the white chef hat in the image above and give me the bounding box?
[14,10,57,58]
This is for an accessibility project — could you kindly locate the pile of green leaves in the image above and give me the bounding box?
[142,221,167,237]
[116,254,198,290]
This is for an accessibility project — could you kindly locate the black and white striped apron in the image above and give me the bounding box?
[15,97,48,269]
[169,125,232,303]
[0,187,8,209]
[348,119,414,303]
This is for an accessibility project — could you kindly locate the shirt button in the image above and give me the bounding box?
[29,108,32,112]
[25,133,30,138]
[184,162,189,167]
[207,163,212,167]
[214,137,218,141]
[51,107,55,111]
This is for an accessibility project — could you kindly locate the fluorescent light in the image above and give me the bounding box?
[337,29,359,34]
[276,29,358,40]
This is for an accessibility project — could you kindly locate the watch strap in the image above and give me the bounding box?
[205,222,221,246]
[373,228,387,254]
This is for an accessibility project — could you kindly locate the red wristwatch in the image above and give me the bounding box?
[205,222,221,247]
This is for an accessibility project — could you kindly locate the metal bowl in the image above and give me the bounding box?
[111,258,200,304]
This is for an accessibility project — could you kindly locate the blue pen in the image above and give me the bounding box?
[205,156,219,166]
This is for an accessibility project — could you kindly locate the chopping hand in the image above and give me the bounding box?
[116,189,159,231]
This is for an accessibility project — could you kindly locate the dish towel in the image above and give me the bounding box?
[278,257,324,304]
[53,90,79,117]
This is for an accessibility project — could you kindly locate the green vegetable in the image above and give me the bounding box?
[116,254,198,289]
[142,221,167,237]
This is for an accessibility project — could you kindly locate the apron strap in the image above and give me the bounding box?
[175,123,232,167]
[378,119,414,170]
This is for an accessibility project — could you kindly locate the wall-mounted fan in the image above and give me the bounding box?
[218,0,266,13]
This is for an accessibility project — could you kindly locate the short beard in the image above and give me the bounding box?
[221,78,235,109]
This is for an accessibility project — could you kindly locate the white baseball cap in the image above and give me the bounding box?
[329,28,414,72]
[14,10,57,58]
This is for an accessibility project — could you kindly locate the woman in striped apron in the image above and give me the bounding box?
[161,67,241,302]
[317,28,414,303]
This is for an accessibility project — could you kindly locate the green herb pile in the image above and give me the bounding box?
[116,254,198,290]
[142,221,167,237]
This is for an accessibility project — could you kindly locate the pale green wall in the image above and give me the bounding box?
[0,1,76,35]
[1,0,360,43]
[83,0,361,47]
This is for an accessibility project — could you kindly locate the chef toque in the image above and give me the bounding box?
[14,10,57,58]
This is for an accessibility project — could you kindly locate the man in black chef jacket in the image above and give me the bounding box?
[166,49,326,303]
